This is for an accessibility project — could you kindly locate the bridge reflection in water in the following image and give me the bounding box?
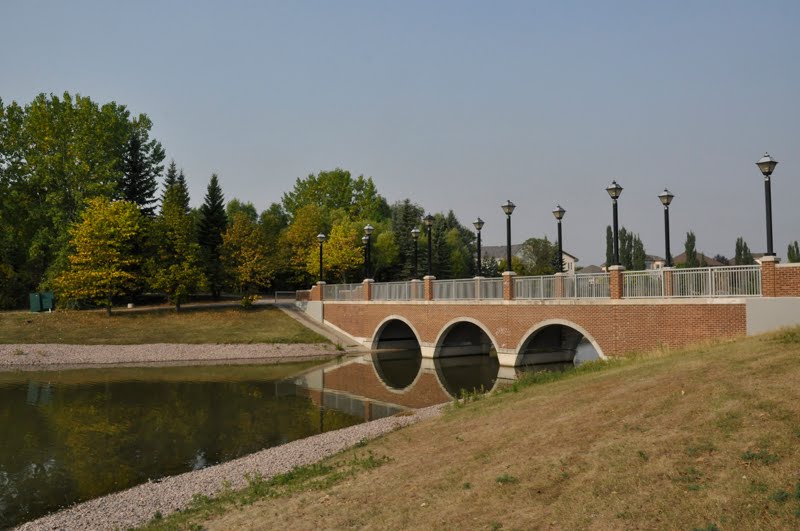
[293,321,602,413]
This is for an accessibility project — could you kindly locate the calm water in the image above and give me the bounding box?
[0,350,506,529]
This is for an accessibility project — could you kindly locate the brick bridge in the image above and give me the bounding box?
[303,258,800,369]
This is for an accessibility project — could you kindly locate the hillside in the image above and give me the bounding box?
[148,328,800,530]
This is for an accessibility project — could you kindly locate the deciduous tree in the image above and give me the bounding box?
[222,213,275,305]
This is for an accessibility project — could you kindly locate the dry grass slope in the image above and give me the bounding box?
[191,328,800,531]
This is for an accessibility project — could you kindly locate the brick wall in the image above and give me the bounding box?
[776,263,800,297]
[322,362,450,408]
[324,300,747,358]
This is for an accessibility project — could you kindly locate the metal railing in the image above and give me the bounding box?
[433,279,476,300]
[323,283,364,301]
[515,275,556,299]
[670,266,761,298]
[572,273,611,298]
[371,281,423,301]
[479,278,504,299]
[623,271,664,298]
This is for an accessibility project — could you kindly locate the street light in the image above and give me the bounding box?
[501,200,516,272]
[424,214,435,276]
[472,217,484,276]
[363,224,374,278]
[361,235,369,279]
[658,189,674,267]
[410,227,420,279]
[316,233,326,282]
[756,152,779,256]
[606,181,623,266]
[552,205,565,273]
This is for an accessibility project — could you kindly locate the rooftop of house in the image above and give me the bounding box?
[481,244,578,262]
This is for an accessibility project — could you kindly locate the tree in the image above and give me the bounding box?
[684,232,698,267]
[283,203,329,287]
[222,213,275,305]
[281,168,389,221]
[148,185,206,311]
[197,174,228,298]
[119,115,165,216]
[788,241,800,263]
[55,198,143,314]
[605,226,613,267]
[734,237,754,265]
[632,235,646,271]
[520,237,558,276]
[389,199,425,280]
[226,199,258,223]
[713,254,730,266]
[307,221,362,283]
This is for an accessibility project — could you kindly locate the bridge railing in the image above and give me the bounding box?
[623,270,664,298]
[515,275,556,299]
[323,283,364,301]
[433,279,475,300]
[671,265,761,297]
[371,281,423,301]
[572,273,611,298]
[479,278,504,299]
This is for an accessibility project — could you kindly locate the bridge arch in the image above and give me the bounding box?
[432,317,500,395]
[516,319,606,369]
[369,316,423,391]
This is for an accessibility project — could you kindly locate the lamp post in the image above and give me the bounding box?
[658,189,674,267]
[472,217,484,276]
[501,200,516,272]
[552,205,565,273]
[316,233,326,282]
[424,214,435,276]
[606,181,623,266]
[361,235,369,279]
[363,224,374,278]
[756,153,779,256]
[411,227,420,279]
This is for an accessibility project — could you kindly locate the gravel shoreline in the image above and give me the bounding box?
[6,342,445,530]
[0,343,337,371]
[17,404,445,531]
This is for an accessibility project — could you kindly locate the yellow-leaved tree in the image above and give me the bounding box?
[55,198,143,314]
[307,221,362,283]
[222,213,275,306]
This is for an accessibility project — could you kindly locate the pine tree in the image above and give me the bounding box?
[175,170,190,213]
[120,116,165,216]
[198,174,228,298]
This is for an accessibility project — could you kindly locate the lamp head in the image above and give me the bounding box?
[363,224,374,236]
[756,152,778,177]
[606,180,623,200]
[501,200,516,216]
[317,233,327,243]
[410,227,420,240]
[552,205,566,221]
[658,188,674,207]
[473,217,484,231]
[424,214,435,227]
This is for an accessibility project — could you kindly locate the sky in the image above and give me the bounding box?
[2,0,799,265]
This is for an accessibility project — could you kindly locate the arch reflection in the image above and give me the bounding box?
[434,322,499,396]
[372,319,422,390]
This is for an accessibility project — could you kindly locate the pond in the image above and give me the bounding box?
[2,348,497,529]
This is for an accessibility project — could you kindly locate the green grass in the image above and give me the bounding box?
[0,306,328,344]
[138,450,391,531]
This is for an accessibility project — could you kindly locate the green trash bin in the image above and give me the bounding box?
[29,293,42,313]
[40,292,54,311]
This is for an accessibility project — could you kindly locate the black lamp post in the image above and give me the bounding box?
[316,233,326,282]
[756,153,779,256]
[363,224,374,278]
[658,189,674,267]
[472,217,484,276]
[552,205,565,273]
[424,214,435,276]
[410,227,420,279]
[501,200,515,272]
[606,181,623,266]
[361,235,369,279]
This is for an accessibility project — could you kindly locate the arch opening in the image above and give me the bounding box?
[372,319,421,390]
[434,322,499,396]
[518,324,601,371]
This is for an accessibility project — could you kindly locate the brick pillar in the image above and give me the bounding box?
[608,265,625,299]
[310,282,324,301]
[662,268,673,297]
[502,271,516,300]
[423,275,435,301]
[554,273,566,299]
[760,255,780,297]
[362,279,373,301]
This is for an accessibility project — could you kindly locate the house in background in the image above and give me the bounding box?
[481,244,579,274]
[672,252,724,267]
[578,264,604,274]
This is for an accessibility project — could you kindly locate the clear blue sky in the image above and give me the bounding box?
[2,0,799,264]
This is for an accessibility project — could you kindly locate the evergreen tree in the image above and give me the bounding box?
[389,199,425,280]
[734,237,754,265]
[197,174,228,298]
[684,231,698,267]
[788,241,800,263]
[120,115,165,216]
[161,160,178,204]
[605,226,613,266]
[175,170,190,213]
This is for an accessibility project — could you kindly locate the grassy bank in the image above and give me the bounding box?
[144,328,800,530]
[0,306,327,345]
